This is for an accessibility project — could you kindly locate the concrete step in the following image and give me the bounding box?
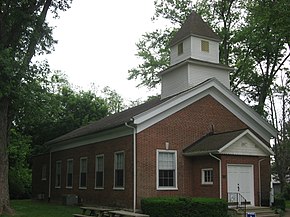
[235,207,279,217]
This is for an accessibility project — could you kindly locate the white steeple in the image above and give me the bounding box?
[160,11,232,99]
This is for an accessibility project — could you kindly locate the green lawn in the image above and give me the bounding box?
[286,200,290,209]
[1,200,81,217]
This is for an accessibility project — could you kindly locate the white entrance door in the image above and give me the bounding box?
[227,164,254,205]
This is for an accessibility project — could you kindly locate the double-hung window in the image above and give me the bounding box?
[157,150,177,190]
[95,155,104,189]
[41,165,47,181]
[114,151,125,189]
[66,159,73,188]
[201,168,213,184]
[79,157,87,189]
[55,161,61,188]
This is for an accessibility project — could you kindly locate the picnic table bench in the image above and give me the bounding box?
[108,210,149,217]
[73,206,112,217]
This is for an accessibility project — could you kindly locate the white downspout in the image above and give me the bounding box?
[125,122,137,213]
[48,151,52,201]
[209,153,222,199]
[258,158,266,206]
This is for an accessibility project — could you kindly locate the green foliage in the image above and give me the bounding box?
[14,72,109,154]
[8,129,32,199]
[128,0,290,117]
[141,197,228,217]
[273,195,286,211]
[102,86,125,114]
[1,200,80,217]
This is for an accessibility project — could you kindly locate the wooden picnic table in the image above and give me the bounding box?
[79,206,112,217]
[108,210,149,217]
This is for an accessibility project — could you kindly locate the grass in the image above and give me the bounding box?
[286,200,290,209]
[1,200,81,217]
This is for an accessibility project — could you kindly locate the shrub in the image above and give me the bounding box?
[273,195,286,211]
[141,197,228,217]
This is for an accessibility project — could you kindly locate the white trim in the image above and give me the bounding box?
[113,151,125,190]
[156,149,178,190]
[134,79,277,142]
[227,164,255,206]
[201,168,213,185]
[95,154,104,190]
[66,158,73,189]
[79,157,88,189]
[219,129,274,155]
[50,126,131,153]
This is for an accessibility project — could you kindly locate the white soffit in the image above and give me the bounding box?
[133,78,277,142]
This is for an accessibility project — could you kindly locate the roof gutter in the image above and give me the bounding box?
[209,153,222,199]
[125,120,137,213]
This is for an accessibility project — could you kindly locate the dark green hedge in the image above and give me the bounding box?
[141,197,228,217]
[273,196,286,211]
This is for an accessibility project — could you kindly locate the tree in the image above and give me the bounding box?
[128,0,290,116]
[0,1,72,214]
[270,70,290,193]
[14,71,109,154]
[102,86,126,114]
[235,0,290,115]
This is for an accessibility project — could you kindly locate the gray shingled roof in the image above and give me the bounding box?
[46,97,169,145]
[169,11,221,47]
[183,129,247,155]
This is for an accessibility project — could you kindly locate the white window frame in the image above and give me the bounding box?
[55,161,61,188]
[41,165,47,181]
[201,168,213,185]
[156,150,178,190]
[79,157,88,189]
[95,154,104,189]
[66,159,73,189]
[113,151,125,190]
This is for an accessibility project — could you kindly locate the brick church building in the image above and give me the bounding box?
[32,11,276,211]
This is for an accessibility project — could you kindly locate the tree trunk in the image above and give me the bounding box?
[0,97,13,215]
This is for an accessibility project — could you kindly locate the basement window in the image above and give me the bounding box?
[201,40,209,52]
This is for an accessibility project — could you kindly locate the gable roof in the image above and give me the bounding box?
[132,78,277,140]
[183,129,274,156]
[169,11,221,47]
[46,97,169,145]
[183,129,246,154]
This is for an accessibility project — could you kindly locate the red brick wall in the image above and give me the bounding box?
[136,95,248,206]
[33,135,134,208]
[32,153,50,200]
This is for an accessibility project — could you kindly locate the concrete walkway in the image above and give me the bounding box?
[284,209,290,217]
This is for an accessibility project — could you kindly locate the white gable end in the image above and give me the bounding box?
[221,135,268,156]
[219,130,274,156]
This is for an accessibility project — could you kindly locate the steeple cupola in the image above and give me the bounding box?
[160,11,232,99]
